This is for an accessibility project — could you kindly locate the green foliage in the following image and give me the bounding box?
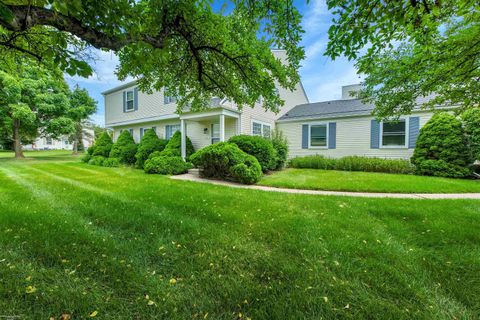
[190,142,262,184]
[109,130,137,165]
[92,132,113,157]
[103,157,121,168]
[411,112,471,178]
[160,131,194,158]
[228,135,276,172]
[81,153,91,163]
[0,60,74,156]
[325,1,479,118]
[289,155,414,174]
[68,86,97,153]
[135,129,168,168]
[462,108,480,161]
[269,130,289,170]
[88,155,106,166]
[144,156,192,175]
[0,1,304,112]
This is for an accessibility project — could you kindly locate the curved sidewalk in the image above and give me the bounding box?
[171,173,480,199]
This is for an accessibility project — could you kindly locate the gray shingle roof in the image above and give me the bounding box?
[278,99,375,121]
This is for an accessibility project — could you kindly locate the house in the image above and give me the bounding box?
[277,84,438,159]
[24,129,95,151]
[103,49,438,160]
[102,50,309,158]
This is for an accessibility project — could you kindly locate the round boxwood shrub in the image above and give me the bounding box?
[88,156,106,166]
[462,108,480,161]
[135,129,168,168]
[190,142,262,184]
[411,112,471,178]
[269,130,289,170]
[103,157,121,167]
[160,131,195,158]
[144,156,192,175]
[228,135,276,172]
[109,130,137,164]
[92,132,113,157]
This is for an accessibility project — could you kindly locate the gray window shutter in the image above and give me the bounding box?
[140,128,144,138]
[134,87,139,111]
[408,116,420,148]
[370,119,380,149]
[166,125,171,139]
[302,124,309,149]
[122,91,126,112]
[328,122,336,149]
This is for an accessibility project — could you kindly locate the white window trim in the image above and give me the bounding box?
[125,90,135,111]
[308,122,329,149]
[165,124,181,140]
[380,117,409,149]
[251,119,272,137]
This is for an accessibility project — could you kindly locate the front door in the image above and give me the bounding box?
[211,123,220,144]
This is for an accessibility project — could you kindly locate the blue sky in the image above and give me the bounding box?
[66,0,362,126]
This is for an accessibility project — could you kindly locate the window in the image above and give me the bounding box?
[140,127,156,139]
[165,124,180,139]
[129,128,133,136]
[164,96,176,104]
[252,121,271,137]
[64,140,69,145]
[46,137,52,145]
[211,123,220,144]
[310,124,327,147]
[382,120,406,147]
[126,90,134,111]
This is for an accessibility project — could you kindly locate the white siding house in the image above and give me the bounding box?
[24,129,95,151]
[103,50,309,158]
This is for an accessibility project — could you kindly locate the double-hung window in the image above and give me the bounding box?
[252,121,271,138]
[140,127,157,139]
[46,137,52,145]
[381,120,406,147]
[165,124,180,139]
[125,90,134,111]
[309,124,327,147]
[211,123,220,143]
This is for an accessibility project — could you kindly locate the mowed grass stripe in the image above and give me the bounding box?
[0,158,479,319]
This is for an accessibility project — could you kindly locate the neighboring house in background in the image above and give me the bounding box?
[102,50,309,158]
[277,84,441,159]
[24,128,95,151]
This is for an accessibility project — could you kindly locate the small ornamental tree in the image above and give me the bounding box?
[135,129,167,168]
[160,131,194,158]
[92,132,113,157]
[269,129,289,170]
[462,108,480,161]
[411,112,471,178]
[110,130,137,164]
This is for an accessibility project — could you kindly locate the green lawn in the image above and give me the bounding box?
[0,153,479,319]
[259,168,480,193]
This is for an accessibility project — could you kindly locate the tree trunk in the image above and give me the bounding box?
[13,120,24,158]
[72,139,78,155]
[72,122,81,155]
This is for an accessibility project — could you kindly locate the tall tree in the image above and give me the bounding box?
[325,0,479,118]
[68,86,97,154]
[0,59,74,158]
[0,1,304,113]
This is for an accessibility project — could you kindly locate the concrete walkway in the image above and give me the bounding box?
[171,173,480,199]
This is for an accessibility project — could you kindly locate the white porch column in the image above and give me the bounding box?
[236,114,241,135]
[180,119,186,159]
[219,114,225,142]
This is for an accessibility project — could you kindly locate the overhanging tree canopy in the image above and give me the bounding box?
[325,0,479,118]
[0,0,304,113]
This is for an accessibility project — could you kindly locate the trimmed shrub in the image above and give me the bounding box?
[229,135,276,172]
[109,130,137,164]
[92,132,113,157]
[135,129,168,168]
[87,145,95,155]
[103,157,121,167]
[269,130,289,170]
[462,108,480,161]
[160,131,194,158]
[88,156,106,166]
[190,142,262,184]
[231,155,263,184]
[289,155,414,174]
[81,153,92,163]
[144,156,192,175]
[148,151,163,160]
[411,112,471,178]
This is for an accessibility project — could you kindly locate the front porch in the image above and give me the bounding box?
[179,108,241,159]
